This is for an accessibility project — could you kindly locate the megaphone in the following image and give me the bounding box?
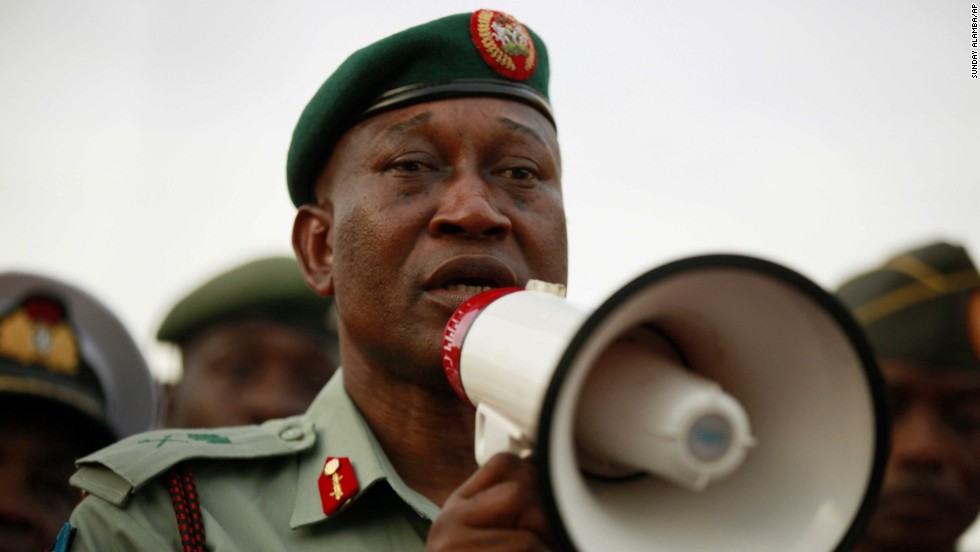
[442,254,888,552]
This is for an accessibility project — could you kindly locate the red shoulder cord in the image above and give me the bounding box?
[164,464,208,552]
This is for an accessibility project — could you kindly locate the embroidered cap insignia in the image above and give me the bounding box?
[0,296,80,374]
[469,9,537,81]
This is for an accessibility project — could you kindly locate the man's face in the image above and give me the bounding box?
[166,319,338,427]
[301,97,567,390]
[0,418,81,552]
[860,358,980,551]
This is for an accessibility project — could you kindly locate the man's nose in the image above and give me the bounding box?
[428,172,511,239]
[892,407,949,472]
[240,365,312,424]
[0,474,38,535]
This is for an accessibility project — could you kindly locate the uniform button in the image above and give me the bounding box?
[279,426,305,441]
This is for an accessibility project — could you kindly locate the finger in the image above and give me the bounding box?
[514,494,552,545]
[452,453,533,501]
[449,478,533,528]
[444,454,551,535]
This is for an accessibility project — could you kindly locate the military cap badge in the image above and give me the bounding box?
[0,295,80,374]
[0,271,159,446]
[470,9,538,81]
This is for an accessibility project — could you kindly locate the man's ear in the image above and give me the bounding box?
[292,203,335,297]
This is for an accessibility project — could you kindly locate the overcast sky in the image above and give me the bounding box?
[2,1,976,368]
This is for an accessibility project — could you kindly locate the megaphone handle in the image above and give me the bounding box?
[474,403,533,465]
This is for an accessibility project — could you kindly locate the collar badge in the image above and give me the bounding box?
[318,456,360,517]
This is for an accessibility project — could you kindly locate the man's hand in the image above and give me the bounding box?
[425,453,556,551]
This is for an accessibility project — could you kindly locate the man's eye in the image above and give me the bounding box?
[389,160,428,173]
[947,407,980,435]
[31,474,76,508]
[209,359,254,382]
[948,416,980,435]
[885,390,919,426]
[228,361,256,382]
[500,167,535,180]
[398,161,423,171]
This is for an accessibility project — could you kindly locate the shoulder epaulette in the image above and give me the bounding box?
[70,416,315,506]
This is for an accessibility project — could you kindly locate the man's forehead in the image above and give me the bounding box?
[186,318,333,350]
[1,419,80,456]
[367,98,556,141]
[882,358,980,391]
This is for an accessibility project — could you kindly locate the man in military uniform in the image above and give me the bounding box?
[63,10,561,550]
[0,271,158,552]
[837,241,980,552]
[157,256,339,428]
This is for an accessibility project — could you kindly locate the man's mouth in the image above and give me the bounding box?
[442,278,500,295]
[878,486,962,523]
[424,256,521,308]
[426,257,519,289]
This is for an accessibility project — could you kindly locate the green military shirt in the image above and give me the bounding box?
[64,372,440,550]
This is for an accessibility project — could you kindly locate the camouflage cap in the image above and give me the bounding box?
[286,9,552,207]
[836,241,980,370]
[0,271,159,446]
[157,256,336,345]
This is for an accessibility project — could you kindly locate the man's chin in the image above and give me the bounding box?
[415,366,465,399]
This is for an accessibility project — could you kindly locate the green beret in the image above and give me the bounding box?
[157,256,336,345]
[0,271,159,445]
[286,9,552,207]
[836,241,980,371]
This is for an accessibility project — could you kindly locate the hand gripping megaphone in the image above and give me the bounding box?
[442,254,888,552]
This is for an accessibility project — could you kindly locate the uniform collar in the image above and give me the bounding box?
[290,370,441,528]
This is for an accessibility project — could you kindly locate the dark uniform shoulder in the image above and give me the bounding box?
[71,416,315,505]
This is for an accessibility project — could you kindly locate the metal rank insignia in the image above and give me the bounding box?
[317,457,359,516]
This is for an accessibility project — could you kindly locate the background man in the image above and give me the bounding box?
[837,241,980,552]
[156,255,339,427]
[63,10,559,550]
[0,270,158,552]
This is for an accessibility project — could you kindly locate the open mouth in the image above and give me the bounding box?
[442,278,501,294]
[424,256,521,308]
[426,257,519,290]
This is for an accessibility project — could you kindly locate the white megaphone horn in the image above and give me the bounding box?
[442,254,888,552]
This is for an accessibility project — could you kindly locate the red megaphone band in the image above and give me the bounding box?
[442,287,523,407]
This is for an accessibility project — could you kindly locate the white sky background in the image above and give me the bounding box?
[1,0,979,545]
[2,0,977,370]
